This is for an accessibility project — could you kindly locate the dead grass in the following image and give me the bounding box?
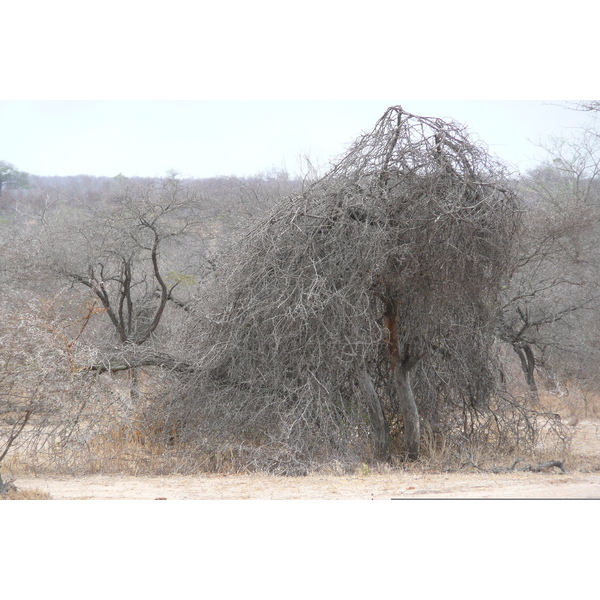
[4,414,598,499]
[2,426,578,478]
[3,384,598,480]
[0,487,52,500]
[538,386,600,421]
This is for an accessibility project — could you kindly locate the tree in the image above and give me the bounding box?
[0,161,28,195]
[497,116,600,396]
[36,173,212,373]
[178,106,520,472]
[574,100,600,113]
[0,173,218,474]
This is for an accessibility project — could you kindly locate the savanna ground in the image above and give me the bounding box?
[4,412,600,500]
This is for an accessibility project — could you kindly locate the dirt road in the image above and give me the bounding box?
[15,469,600,499]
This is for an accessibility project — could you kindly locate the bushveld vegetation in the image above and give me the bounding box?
[1,104,600,484]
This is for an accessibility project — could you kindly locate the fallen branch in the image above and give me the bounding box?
[86,353,194,374]
[521,460,566,473]
[481,459,567,474]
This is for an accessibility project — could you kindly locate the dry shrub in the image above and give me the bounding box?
[0,295,107,474]
[0,301,184,476]
[170,106,534,474]
[5,367,199,477]
[413,390,572,470]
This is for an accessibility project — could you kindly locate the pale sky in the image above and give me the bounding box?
[3,4,597,181]
[0,100,596,180]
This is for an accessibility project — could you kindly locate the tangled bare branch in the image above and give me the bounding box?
[171,106,523,473]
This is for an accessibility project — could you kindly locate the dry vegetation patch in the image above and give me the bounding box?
[0,487,51,500]
[5,415,598,499]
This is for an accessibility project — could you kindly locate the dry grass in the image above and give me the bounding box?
[2,414,579,478]
[538,387,600,422]
[4,434,184,478]
[0,487,52,500]
[3,378,596,479]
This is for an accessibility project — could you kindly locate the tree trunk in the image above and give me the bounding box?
[384,297,423,461]
[513,342,538,397]
[360,368,391,459]
[391,361,420,461]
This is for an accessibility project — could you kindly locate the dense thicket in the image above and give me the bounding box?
[171,107,523,473]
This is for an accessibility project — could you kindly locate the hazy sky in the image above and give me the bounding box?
[1,100,595,180]
[3,2,597,182]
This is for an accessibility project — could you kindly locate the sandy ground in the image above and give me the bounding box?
[14,470,600,499]
[12,419,600,500]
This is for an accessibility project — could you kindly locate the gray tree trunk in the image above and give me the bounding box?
[360,368,391,459]
[391,362,420,461]
[383,298,422,461]
[513,342,538,398]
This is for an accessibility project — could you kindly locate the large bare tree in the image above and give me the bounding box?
[178,106,520,472]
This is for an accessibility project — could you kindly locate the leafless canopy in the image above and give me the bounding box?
[178,106,521,473]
